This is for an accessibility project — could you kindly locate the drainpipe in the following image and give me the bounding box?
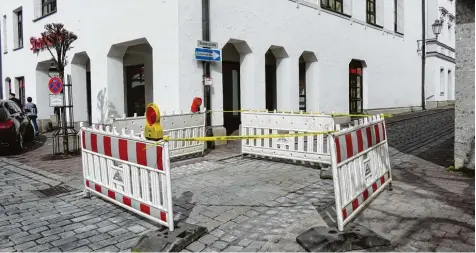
[421,0,427,110]
[202,0,214,149]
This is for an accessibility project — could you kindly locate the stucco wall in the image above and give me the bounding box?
[0,0,181,122]
[1,0,423,127]
[454,0,475,169]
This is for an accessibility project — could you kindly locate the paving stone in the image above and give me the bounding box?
[51,236,78,247]
[58,230,76,238]
[220,234,238,243]
[210,241,229,250]
[41,227,65,237]
[223,245,244,252]
[11,232,43,245]
[76,230,100,240]
[198,234,219,245]
[24,243,54,252]
[95,245,120,252]
[186,241,206,252]
[71,246,93,252]
[107,228,128,237]
[97,224,119,233]
[59,239,91,251]
[48,219,73,229]
[127,225,147,233]
[14,241,37,251]
[89,233,112,243]
[116,237,138,250]
[74,224,98,234]
[36,234,61,244]
[29,225,50,234]
[238,238,253,247]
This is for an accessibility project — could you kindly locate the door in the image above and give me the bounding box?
[86,71,92,125]
[125,65,145,117]
[349,61,363,115]
[222,62,241,135]
[17,77,25,108]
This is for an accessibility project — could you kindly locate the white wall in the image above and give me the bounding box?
[0,0,181,122]
[1,0,424,127]
[425,0,456,102]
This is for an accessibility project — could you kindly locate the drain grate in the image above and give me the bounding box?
[31,185,74,198]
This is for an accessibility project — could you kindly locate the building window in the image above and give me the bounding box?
[321,0,344,14]
[13,9,23,49]
[447,70,452,99]
[366,0,376,25]
[42,0,57,16]
[440,68,445,96]
[2,15,7,52]
[394,0,404,34]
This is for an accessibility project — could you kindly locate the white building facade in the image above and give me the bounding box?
[424,0,456,107]
[0,0,424,135]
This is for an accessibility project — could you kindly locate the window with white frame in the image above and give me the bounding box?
[34,0,57,19]
[42,0,57,16]
[320,0,352,16]
[440,68,445,96]
[2,15,6,52]
[367,0,384,27]
[13,8,23,49]
[394,0,404,34]
[447,69,452,99]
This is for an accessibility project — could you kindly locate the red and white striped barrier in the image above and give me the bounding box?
[80,123,174,231]
[329,115,392,231]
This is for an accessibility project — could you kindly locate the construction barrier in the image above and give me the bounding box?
[111,112,206,159]
[241,111,335,165]
[329,115,392,231]
[80,123,174,231]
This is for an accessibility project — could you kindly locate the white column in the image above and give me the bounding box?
[276,53,300,111]
[210,62,224,126]
[152,47,180,114]
[306,60,319,112]
[144,55,154,105]
[106,53,126,120]
[71,63,88,122]
[240,49,266,110]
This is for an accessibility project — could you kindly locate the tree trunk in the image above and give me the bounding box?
[59,68,69,154]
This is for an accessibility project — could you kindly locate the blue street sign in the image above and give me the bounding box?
[195,47,221,62]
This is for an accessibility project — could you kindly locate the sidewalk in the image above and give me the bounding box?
[0,107,474,252]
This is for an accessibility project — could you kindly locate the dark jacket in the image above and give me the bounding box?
[10,98,22,109]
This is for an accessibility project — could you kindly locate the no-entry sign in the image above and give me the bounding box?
[48,77,63,95]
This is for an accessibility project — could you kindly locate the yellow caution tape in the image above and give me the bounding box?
[163,130,336,142]
[206,110,392,118]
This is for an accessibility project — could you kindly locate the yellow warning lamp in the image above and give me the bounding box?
[144,103,164,141]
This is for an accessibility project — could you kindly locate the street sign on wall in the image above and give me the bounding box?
[197,40,219,49]
[49,94,64,107]
[48,77,63,95]
[195,48,221,62]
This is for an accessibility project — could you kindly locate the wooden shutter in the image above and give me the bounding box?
[376,0,384,26]
[343,0,352,16]
[397,0,404,33]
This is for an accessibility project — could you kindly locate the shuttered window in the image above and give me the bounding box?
[395,0,404,34]
[366,0,376,24]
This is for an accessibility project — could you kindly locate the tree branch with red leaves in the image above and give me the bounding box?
[40,23,78,81]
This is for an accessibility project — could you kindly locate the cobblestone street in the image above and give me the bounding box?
[0,107,474,252]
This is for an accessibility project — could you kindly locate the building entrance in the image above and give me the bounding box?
[349,60,364,115]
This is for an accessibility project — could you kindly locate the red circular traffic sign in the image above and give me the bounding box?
[48,77,63,95]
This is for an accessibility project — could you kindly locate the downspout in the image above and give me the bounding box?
[202,0,214,149]
[421,0,427,110]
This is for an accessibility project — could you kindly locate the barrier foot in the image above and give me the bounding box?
[82,189,91,199]
[388,182,393,191]
[131,223,207,252]
[296,225,391,252]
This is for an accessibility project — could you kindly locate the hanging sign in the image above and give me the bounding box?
[49,94,65,107]
[48,77,63,95]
